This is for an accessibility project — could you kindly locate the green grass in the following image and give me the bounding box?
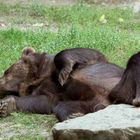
[0,1,140,30]
[0,24,140,72]
[0,113,57,139]
[0,0,140,139]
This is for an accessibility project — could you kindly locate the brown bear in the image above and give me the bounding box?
[0,48,123,121]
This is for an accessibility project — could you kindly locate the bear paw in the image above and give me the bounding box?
[0,96,16,117]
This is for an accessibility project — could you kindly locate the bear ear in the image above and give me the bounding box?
[22,47,35,57]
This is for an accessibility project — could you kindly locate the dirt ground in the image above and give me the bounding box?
[0,0,139,6]
[0,0,76,6]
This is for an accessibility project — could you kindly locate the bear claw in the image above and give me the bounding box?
[67,112,84,120]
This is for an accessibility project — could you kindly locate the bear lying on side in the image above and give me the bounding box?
[0,48,125,121]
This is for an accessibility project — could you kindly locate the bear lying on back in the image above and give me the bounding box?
[54,48,107,86]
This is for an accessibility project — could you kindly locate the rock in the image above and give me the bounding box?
[52,104,140,140]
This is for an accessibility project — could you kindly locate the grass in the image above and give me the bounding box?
[0,0,140,139]
[0,113,57,139]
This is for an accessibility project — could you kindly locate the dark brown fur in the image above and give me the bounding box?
[109,51,140,106]
[0,48,124,121]
[0,48,54,97]
[54,48,107,86]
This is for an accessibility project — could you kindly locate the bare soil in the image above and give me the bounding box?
[0,0,77,6]
[0,0,139,6]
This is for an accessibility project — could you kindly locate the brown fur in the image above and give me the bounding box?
[0,48,124,121]
[109,51,140,106]
[54,48,107,86]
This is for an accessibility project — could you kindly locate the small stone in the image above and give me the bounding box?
[0,23,6,27]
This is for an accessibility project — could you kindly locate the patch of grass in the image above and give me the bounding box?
[0,2,10,15]
[0,25,140,73]
[79,0,137,4]
[0,1,140,31]
[0,113,57,139]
